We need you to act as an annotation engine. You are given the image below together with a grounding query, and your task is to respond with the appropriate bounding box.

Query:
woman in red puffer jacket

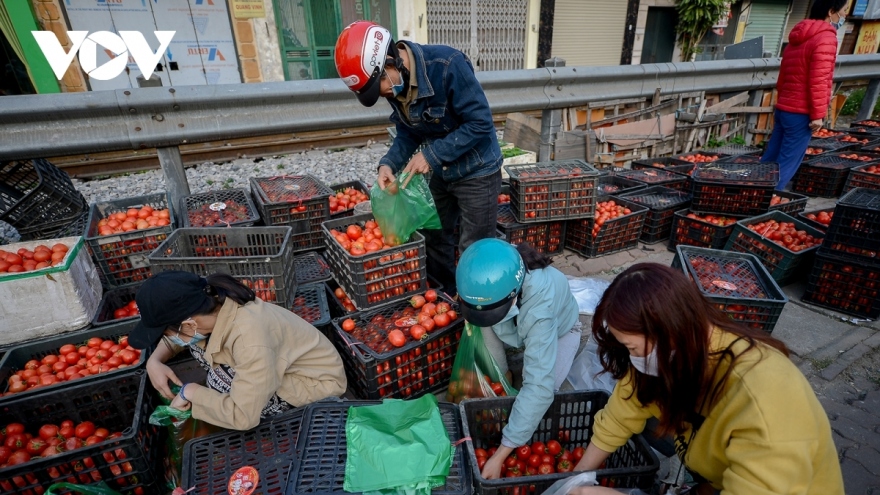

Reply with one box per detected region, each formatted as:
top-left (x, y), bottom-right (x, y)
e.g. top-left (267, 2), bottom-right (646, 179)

top-left (761, 0), bottom-right (846, 191)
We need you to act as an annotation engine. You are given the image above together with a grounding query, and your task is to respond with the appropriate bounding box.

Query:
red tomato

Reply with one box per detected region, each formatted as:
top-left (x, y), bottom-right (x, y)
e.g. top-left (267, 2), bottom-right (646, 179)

top-left (59, 425), bottom-right (75, 439)
top-left (4, 423), bottom-right (25, 435)
top-left (119, 349), bottom-right (138, 365)
top-left (346, 224), bottom-right (363, 241)
top-left (0, 446), bottom-right (10, 464)
top-left (424, 289), bottom-right (438, 302)
top-left (87, 338), bottom-right (103, 348)
top-left (38, 424), bottom-right (59, 441)
top-left (546, 440), bottom-right (562, 456)
top-left (26, 438), bottom-right (46, 455)
top-left (388, 330), bottom-right (406, 347)
top-left (572, 446), bottom-right (585, 461)
top-left (113, 308), bottom-right (130, 319)
top-left (433, 312), bottom-right (451, 328)
top-left (409, 325), bottom-right (427, 340)
top-left (59, 344), bottom-right (76, 355)
top-left (65, 351), bottom-right (80, 365)
top-left (516, 445), bottom-right (531, 459)
top-left (342, 319), bottom-right (356, 332)
top-left (6, 450), bottom-right (30, 466)
top-left (531, 441), bottom-right (546, 455)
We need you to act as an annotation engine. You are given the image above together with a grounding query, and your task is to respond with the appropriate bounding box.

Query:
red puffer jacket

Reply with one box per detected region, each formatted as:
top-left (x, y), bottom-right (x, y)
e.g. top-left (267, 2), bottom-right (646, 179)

top-left (775, 19), bottom-right (839, 120)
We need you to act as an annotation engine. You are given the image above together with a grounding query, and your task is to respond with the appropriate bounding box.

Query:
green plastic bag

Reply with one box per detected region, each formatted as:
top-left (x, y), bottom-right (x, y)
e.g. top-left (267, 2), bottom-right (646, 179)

top-left (370, 172), bottom-right (441, 246)
top-left (344, 394), bottom-right (453, 495)
top-left (46, 482), bottom-right (122, 495)
top-left (446, 323), bottom-right (518, 404)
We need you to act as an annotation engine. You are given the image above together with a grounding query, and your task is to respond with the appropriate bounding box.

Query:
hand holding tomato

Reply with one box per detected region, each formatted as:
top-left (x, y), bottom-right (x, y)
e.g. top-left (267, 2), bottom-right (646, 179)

top-left (481, 445), bottom-right (513, 480)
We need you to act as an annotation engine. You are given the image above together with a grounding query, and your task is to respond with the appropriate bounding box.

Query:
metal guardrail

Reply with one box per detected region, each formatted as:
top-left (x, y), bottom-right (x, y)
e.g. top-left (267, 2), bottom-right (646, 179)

top-left (2, 55), bottom-right (880, 161)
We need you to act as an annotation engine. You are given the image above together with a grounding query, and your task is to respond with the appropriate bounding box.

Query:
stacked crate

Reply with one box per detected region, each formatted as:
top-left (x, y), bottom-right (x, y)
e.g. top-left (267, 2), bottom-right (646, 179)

top-left (792, 151), bottom-right (880, 198)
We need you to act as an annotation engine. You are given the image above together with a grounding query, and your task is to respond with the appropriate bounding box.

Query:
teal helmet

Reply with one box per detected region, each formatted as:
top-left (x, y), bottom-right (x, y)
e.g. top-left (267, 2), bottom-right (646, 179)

top-left (456, 239), bottom-right (525, 327)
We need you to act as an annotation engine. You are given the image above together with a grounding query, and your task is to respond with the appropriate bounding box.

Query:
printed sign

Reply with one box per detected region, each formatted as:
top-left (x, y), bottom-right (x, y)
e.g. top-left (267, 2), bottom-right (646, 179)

top-left (231, 0), bottom-right (265, 19)
top-left (855, 21), bottom-right (880, 54)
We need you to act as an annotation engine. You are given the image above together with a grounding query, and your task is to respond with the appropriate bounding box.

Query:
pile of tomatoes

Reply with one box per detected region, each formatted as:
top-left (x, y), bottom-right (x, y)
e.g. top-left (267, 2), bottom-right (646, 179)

top-left (746, 219), bottom-right (822, 253)
top-left (688, 256), bottom-right (767, 299)
top-left (683, 212), bottom-right (737, 227)
top-left (0, 243), bottom-right (69, 273)
top-left (679, 153), bottom-right (720, 163)
top-left (857, 164), bottom-right (880, 175)
top-left (802, 209), bottom-right (833, 227)
top-left (332, 286), bottom-right (357, 313)
top-left (840, 135), bottom-right (870, 144)
top-left (806, 258), bottom-right (879, 313)
top-left (96, 206), bottom-right (171, 236)
top-left (240, 278), bottom-right (278, 303)
top-left (805, 147), bottom-right (825, 155)
top-left (340, 290), bottom-right (457, 352)
top-left (498, 193), bottom-right (511, 204)
top-left (4, 336), bottom-right (141, 395)
top-left (475, 438), bottom-right (584, 477)
top-left (330, 219), bottom-right (394, 256)
top-left (447, 371), bottom-right (510, 404)
top-left (109, 300), bottom-right (139, 321)
top-left (291, 294), bottom-right (323, 323)
top-left (770, 194), bottom-right (791, 207)
top-left (840, 153), bottom-right (876, 162)
top-left (589, 200), bottom-right (632, 238)
top-left (812, 128), bottom-right (841, 138)
top-left (0, 420), bottom-right (123, 467)
top-left (330, 186), bottom-right (369, 214)
top-left (516, 166), bottom-right (584, 178)
top-left (186, 200), bottom-right (252, 227)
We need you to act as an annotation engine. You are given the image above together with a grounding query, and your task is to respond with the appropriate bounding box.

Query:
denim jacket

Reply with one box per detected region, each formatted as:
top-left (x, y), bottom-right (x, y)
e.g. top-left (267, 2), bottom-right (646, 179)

top-left (489, 266), bottom-right (580, 447)
top-left (378, 41), bottom-right (502, 183)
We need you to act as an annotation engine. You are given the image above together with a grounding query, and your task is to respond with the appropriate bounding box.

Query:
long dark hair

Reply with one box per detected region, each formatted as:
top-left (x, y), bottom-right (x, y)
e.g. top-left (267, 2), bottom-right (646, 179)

top-left (190, 273), bottom-right (256, 316)
top-left (809, 0), bottom-right (847, 19)
top-left (515, 242), bottom-right (552, 270)
top-left (592, 263), bottom-right (788, 436)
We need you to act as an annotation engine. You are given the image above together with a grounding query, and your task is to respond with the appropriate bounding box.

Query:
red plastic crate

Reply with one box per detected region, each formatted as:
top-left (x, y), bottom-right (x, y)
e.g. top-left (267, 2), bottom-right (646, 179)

top-left (505, 160), bottom-right (600, 222)
top-left (843, 163), bottom-right (880, 193)
top-left (321, 213), bottom-right (427, 310)
top-left (250, 174), bottom-right (333, 252)
top-left (672, 246), bottom-right (788, 333)
top-left (802, 248), bottom-right (880, 319)
top-left (669, 209), bottom-right (742, 251)
top-left (565, 196), bottom-right (648, 257)
top-left (690, 162), bottom-right (778, 215)
top-left (497, 204), bottom-right (565, 255)
top-left (329, 294), bottom-right (462, 399)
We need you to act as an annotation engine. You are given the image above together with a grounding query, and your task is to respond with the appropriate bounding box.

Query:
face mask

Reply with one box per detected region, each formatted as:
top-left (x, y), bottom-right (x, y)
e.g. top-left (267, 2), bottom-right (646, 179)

top-left (629, 345), bottom-right (660, 377)
top-left (389, 70), bottom-right (405, 97)
top-left (497, 297), bottom-right (519, 325)
top-left (170, 320), bottom-right (206, 347)
top-left (834, 14), bottom-right (845, 29)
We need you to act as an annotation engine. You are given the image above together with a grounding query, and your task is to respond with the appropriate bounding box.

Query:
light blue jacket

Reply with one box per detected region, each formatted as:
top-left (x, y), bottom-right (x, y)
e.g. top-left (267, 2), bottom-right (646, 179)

top-left (489, 265), bottom-right (579, 447)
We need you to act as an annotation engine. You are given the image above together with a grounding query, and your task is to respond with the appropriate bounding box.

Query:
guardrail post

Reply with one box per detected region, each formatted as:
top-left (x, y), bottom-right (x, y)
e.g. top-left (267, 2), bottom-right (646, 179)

top-left (156, 146), bottom-right (191, 227)
top-left (540, 57), bottom-right (565, 162)
top-left (856, 79), bottom-right (880, 121)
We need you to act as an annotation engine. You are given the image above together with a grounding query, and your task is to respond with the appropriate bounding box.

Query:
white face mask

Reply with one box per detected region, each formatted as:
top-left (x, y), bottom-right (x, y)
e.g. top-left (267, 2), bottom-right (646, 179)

top-left (630, 345), bottom-right (660, 377)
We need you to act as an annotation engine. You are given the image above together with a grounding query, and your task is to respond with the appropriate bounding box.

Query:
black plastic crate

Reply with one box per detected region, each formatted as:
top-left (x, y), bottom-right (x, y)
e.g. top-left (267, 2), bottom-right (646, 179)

top-left (181, 188), bottom-right (260, 228)
top-left (690, 162), bottom-right (778, 215)
top-left (672, 246), bottom-right (788, 333)
top-left (85, 193), bottom-right (174, 289)
top-left (836, 132), bottom-right (878, 147)
top-left (615, 168), bottom-right (688, 191)
top-left (843, 163), bottom-right (880, 193)
top-left (93, 284), bottom-right (141, 327)
top-left (181, 408), bottom-right (304, 495)
top-left (672, 151), bottom-right (729, 164)
top-left (0, 159), bottom-right (88, 234)
top-left (505, 160), bottom-right (600, 222)
top-left (807, 136), bottom-right (852, 152)
top-left (329, 180), bottom-right (370, 217)
top-left (56, 211), bottom-right (90, 238)
top-left (565, 196), bottom-right (648, 257)
top-left (322, 213), bottom-right (427, 310)
top-left (596, 175), bottom-right (646, 196)
top-left (821, 187), bottom-right (880, 262)
top-left (616, 186), bottom-right (692, 244)
top-left (330, 293), bottom-right (461, 400)
top-left (802, 248), bottom-right (880, 319)
top-left (292, 283), bottom-right (331, 329)
top-left (630, 157), bottom-right (691, 169)
top-left (0, 320), bottom-right (144, 405)
top-left (460, 391), bottom-right (659, 495)
top-left (851, 119), bottom-right (880, 130)
top-left (669, 209), bottom-right (742, 251)
top-left (250, 175), bottom-right (333, 252)
top-left (768, 191), bottom-right (809, 215)
top-left (148, 226), bottom-right (297, 307)
top-left (717, 153), bottom-right (762, 164)
top-left (293, 251), bottom-right (332, 285)
top-left (704, 144), bottom-right (762, 156)
top-left (793, 152), bottom-right (880, 197)
top-left (0, 370), bottom-right (164, 495)
top-left (724, 211), bottom-right (825, 286)
top-left (497, 205), bottom-right (565, 255)
top-left (284, 400), bottom-right (471, 495)
top-left (798, 208), bottom-right (834, 232)
top-left (325, 279), bottom-right (358, 319)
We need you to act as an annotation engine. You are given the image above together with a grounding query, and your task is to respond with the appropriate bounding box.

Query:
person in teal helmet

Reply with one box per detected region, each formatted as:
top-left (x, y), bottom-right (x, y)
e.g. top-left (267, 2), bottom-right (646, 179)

top-left (456, 238), bottom-right (581, 479)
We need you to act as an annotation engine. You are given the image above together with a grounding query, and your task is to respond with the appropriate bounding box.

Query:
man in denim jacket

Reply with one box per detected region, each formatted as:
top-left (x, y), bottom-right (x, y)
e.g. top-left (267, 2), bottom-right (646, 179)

top-left (335, 21), bottom-right (502, 295)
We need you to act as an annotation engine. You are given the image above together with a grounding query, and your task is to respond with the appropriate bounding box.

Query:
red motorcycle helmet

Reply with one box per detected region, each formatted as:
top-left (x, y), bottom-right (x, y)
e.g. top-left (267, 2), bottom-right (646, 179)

top-left (335, 20), bottom-right (400, 107)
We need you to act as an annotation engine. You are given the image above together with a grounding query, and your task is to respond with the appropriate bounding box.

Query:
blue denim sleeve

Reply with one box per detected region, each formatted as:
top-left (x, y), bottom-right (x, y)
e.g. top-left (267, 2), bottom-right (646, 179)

top-left (500, 298), bottom-right (557, 447)
top-left (421, 53), bottom-right (497, 169)
top-left (379, 117), bottom-right (423, 173)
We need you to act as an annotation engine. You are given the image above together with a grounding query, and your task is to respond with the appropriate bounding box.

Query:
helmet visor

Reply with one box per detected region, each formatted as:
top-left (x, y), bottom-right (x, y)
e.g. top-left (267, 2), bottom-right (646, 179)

top-left (459, 296), bottom-right (516, 327)
top-left (354, 64), bottom-right (383, 107)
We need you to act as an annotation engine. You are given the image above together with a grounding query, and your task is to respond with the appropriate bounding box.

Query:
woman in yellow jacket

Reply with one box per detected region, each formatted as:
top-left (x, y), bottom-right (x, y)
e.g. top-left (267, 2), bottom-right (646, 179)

top-left (572, 263), bottom-right (843, 495)
top-left (130, 271), bottom-right (347, 431)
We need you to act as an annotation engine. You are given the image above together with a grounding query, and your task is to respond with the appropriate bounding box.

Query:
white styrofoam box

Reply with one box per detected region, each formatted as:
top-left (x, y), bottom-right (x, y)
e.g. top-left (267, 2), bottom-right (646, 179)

top-left (0, 236), bottom-right (103, 344)
top-left (501, 150), bottom-right (537, 179)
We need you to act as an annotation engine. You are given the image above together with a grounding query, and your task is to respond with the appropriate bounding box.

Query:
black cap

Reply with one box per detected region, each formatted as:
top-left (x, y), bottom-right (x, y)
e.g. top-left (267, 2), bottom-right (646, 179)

top-left (459, 297), bottom-right (516, 328)
top-left (129, 271), bottom-right (212, 349)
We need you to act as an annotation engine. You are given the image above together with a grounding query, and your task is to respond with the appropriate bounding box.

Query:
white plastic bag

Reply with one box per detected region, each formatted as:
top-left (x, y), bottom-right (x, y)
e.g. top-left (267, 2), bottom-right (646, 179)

top-left (541, 471), bottom-right (651, 495)
top-left (567, 277), bottom-right (611, 316)
top-left (565, 337), bottom-right (617, 394)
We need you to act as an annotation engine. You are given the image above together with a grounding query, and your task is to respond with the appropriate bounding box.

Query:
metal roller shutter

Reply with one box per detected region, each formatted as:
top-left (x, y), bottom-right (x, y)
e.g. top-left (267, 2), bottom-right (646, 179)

top-left (783, 0), bottom-right (810, 43)
top-left (744, 0), bottom-right (791, 57)
top-left (550, 0), bottom-right (628, 67)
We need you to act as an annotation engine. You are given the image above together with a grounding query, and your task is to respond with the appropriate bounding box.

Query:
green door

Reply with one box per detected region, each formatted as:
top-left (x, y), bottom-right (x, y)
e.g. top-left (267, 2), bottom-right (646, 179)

top-left (642, 7), bottom-right (676, 63)
top-left (274, 0), bottom-right (397, 81)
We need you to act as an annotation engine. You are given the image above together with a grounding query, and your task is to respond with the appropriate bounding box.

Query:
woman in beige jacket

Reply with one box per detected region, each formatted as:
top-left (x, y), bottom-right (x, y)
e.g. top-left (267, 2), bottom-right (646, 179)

top-left (130, 271), bottom-right (347, 430)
